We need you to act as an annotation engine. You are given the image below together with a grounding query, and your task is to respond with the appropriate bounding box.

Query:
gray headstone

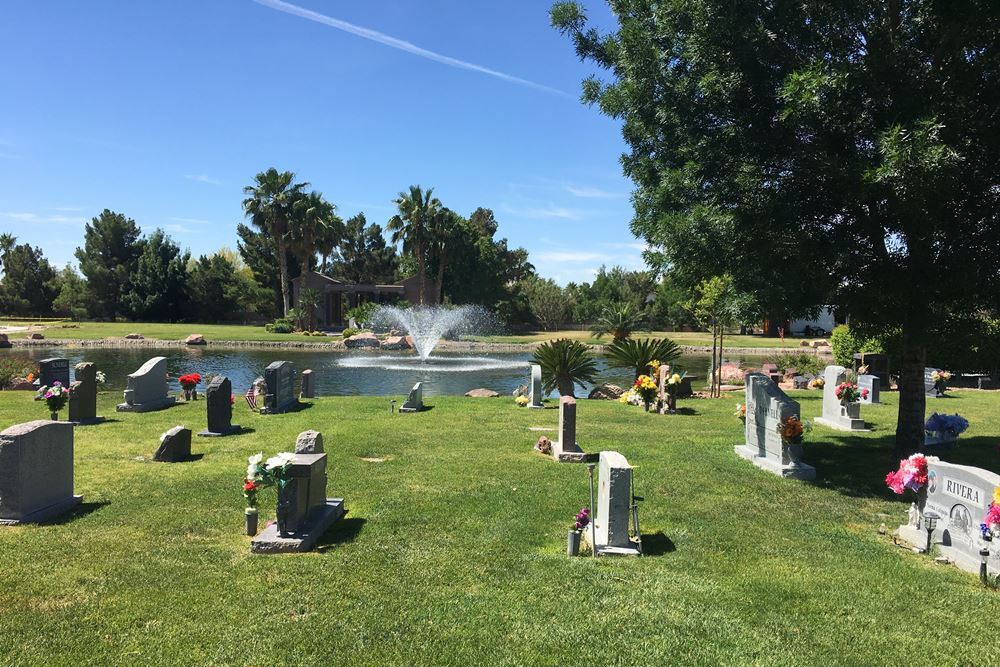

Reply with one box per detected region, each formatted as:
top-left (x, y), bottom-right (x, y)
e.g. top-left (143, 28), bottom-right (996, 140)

top-left (199, 376), bottom-right (240, 437)
top-left (592, 451), bottom-right (641, 556)
top-left (734, 373), bottom-right (814, 480)
top-left (0, 333), bottom-right (10, 348)
top-left (295, 430), bottom-right (324, 454)
top-left (529, 364), bottom-right (544, 408)
top-left (68, 362), bottom-right (104, 425)
top-left (116, 356), bottom-right (175, 413)
top-left (853, 353), bottom-right (890, 388)
top-left (552, 396), bottom-right (585, 462)
top-left (399, 382), bottom-right (423, 412)
top-left (814, 365), bottom-right (868, 431)
top-left (858, 374), bottom-right (881, 404)
top-left (0, 420), bottom-right (81, 524)
top-left (925, 367), bottom-right (943, 397)
top-left (154, 426), bottom-right (192, 462)
top-left (39, 357), bottom-right (71, 390)
top-left (897, 458), bottom-right (1000, 578)
top-left (300, 369), bottom-right (315, 399)
top-left (792, 375), bottom-right (811, 390)
top-left (261, 361), bottom-right (298, 414)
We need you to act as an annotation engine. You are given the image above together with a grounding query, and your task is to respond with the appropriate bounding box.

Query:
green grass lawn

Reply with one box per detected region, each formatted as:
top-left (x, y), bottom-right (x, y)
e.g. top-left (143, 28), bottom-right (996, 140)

top-left (0, 389), bottom-right (998, 666)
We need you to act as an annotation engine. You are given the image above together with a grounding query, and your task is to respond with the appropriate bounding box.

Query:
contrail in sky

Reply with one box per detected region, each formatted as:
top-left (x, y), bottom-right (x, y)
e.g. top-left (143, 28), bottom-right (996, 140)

top-left (251, 0), bottom-right (571, 97)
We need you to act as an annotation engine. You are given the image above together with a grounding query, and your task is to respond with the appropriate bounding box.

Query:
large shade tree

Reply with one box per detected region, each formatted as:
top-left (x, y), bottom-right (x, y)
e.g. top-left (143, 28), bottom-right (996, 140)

top-left (331, 213), bottom-right (399, 285)
top-left (552, 0), bottom-right (1000, 452)
top-left (387, 185), bottom-right (442, 305)
top-left (242, 168), bottom-right (309, 316)
top-left (75, 209), bottom-right (143, 320)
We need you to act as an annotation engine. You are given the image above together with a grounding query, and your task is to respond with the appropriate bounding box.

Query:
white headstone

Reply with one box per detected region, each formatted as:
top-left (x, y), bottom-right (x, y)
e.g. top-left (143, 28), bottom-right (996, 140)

top-left (399, 382), bottom-right (423, 412)
top-left (592, 451), bottom-right (641, 556)
top-left (734, 373), bottom-right (815, 480)
top-left (528, 364), bottom-right (544, 408)
top-left (858, 374), bottom-right (880, 404)
top-left (814, 365), bottom-right (869, 431)
top-left (116, 356), bottom-right (176, 413)
top-left (897, 457), bottom-right (1000, 578)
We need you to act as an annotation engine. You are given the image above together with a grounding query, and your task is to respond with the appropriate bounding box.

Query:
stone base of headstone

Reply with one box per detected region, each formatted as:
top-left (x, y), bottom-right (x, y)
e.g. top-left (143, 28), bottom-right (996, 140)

top-left (70, 416), bottom-right (106, 426)
top-left (197, 424), bottom-right (242, 438)
top-left (896, 524), bottom-right (1000, 579)
top-left (580, 527), bottom-right (641, 557)
top-left (814, 414), bottom-right (869, 432)
top-left (551, 440), bottom-right (587, 463)
top-left (260, 402), bottom-right (298, 415)
top-left (0, 494), bottom-right (82, 526)
top-left (734, 445), bottom-right (816, 480)
top-left (250, 499), bottom-right (346, 554)
top-left (116, 397), bottom-right (176, 413)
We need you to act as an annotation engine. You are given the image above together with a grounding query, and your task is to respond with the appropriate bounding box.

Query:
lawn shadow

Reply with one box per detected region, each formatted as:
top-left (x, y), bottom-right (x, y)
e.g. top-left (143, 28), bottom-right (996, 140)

top-left (315, 517), bottom-right (367, 552)
top-left (672, 407), bottom-right (700, 416)
top-left (230, 427), bottom-right (256, 436)
top-left (641, 531), bottom-right (675, 556)
top-left (44, 500), bottom-right (109, 525)
top-left (75, 418), bottom-right (122, 426)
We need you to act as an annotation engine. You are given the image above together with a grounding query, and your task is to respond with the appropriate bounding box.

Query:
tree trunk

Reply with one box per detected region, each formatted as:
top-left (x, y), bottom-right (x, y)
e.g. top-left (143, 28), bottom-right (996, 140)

top-left (436, 247), bottom-right (446, 306)
top-left (717, 327), bottom-right (725, 399)
top-left (417, 243), bottom-right (426, 305)
top-left (710, 317), bottom-right (718, 398)
top-left (895, 339), bottom-right (927, 456)
top-left (278, 239), bottom-right (291, 316)
top-left (558, 377), bottom-right (575, 397)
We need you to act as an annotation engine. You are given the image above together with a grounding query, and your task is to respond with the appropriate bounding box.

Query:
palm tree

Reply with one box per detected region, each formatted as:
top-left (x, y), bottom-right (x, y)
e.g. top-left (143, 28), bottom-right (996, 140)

top-left (298, 287), bottom-right (322, 331)
top-left (0, 233), bottom-right (15, 275)
top-left (242, 168), bottom-right (309, 316)
top-left (387, 185), bottom-right (441, 305)
top-left (314, 208), bottom-right (343, 274)
top-left (591, 302), bottom-right (644, 342)
top-left (533, 339), bottom-right (599, 397)
top-left (290, 191), bottom-right (340, 275)
top-left (428, 208), bottom-right (459, 304)
top-left (605, 337), bottom-right (681, 380)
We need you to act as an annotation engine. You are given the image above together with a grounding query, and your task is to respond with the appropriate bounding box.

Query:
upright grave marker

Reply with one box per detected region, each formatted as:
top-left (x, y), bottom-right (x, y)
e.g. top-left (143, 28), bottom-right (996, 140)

top-left (925, 367), bottom-right (943, 397)
top-left (551, 396), bottom-right (586, 462)
top-left (68, 362), bottom-right (104, 425)
top-left (528, 364), bottom-right (544, 409)
top-left (116, 356), bottom-right (175, 413)
top-left (199, 376), bottom-right (241, 437)
top-left (858, 374), bottom-right (881, 404)
top-left (586, 451), bottom-right (641, 556)
top-left (39, 357), bottom-right (70, 390)
top-left (735, 373), bottom-right (815, 480)
top-left (399, 382), bottom-right (424, 412)
top-left (0, 421), bottom-right (82, 524)
top-left (814, 365), bottom-right (869, 432)
top-left (154, 426), bottom-right (192, 462)
top-left (261, 361), bottom-right (298, 414)
top-left (897, 458), bottom-right (1000, 579)
top-left (300, 369), bottom-right (315, 399)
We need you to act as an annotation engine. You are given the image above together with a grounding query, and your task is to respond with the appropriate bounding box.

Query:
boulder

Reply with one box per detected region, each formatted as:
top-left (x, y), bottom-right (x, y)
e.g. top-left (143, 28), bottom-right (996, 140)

top-left (811, 339), bottom-right (829, 348)
top-left (8, 378), bottom-right (34, 391)
top-left (344, 332), bottom-right (380, 349)
top-left (295, 430), bottom-right (324, 454)
top-left (588, 383), bottom-right (625, 400)
top-left (125, 333), bottom-right (144, 340)
top-left (799, 340), bottom-right (811, 347)
top-left (382, 335), bottom-right (412, 350)
top-left (185, 334), bottom-right (206, 345)
top-left (28, 333), bottom-right (44, 340)
top-left (465, 388), bottom-right (500, 398)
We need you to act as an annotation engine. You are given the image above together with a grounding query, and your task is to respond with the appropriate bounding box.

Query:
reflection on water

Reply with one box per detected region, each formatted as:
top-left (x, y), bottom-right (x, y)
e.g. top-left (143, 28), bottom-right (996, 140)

top-left (4, 347), bottom-right (757, 397)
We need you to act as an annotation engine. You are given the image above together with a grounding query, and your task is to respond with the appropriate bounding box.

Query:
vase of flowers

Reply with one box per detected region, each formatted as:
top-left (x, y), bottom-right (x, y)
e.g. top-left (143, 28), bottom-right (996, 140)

top-left (930, 370), bottom-right (952, 396)
top-left (634, 374), bottom-right (657, 411)
top-left (243, 479), bottom-right (260, 536)
top-left (36, 381), bottom-right (70, 420)
top-left (568, 507), bottom-right (590, 556)
top-left (776, 415), bottom-right (807, 462)
top-left (178, 373), bottom-right (202, 401)
top-left (924, 412), bottom-right (969, 447)
top-left (265, 452), bottom-right (296, 537)
top-left (665, 372), bottom-right (686, 414)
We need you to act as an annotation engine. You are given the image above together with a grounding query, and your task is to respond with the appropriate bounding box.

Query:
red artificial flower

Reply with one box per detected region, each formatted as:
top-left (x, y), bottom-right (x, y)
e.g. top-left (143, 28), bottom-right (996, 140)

top-left (243, 480), bottom-right (256, 492)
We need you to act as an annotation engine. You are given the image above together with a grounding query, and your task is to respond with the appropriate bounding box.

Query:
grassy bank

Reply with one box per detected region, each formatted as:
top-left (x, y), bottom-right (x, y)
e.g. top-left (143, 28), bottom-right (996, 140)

top-left (0, 389), bottom-right (998, 665)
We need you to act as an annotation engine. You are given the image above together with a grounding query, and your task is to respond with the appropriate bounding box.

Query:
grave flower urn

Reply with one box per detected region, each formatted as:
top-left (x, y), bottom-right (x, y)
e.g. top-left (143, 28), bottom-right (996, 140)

top-left (276, 497), bottom-right (291, 538)
top-left (567, 530), bottom-right (581, 556)
top-left (786, 443), bottom-right (805, 464)
top-left (245, 508), bottom-right (259, 536)
top-left (842, 402), bottom-right (861, 420)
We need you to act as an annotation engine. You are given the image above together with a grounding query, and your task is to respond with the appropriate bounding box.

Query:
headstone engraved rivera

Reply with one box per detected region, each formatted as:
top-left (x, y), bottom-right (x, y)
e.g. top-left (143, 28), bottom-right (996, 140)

top-left (399, 382), bottom-right (424, 412)
top-left (116, 356), bottom-right (176, 413)
top-left (814, 365), bottom-right (869, 432)
top-left (261, 361), bottom-right (298, 414)
top-left (551, 396), bottom-right (586, 462)
top-left (897, 458), bottom-right (1000, 578)
top-left (925, 367), bottom-right (943, 397)
top-left (251, 445), bottom-right (347, 554)
top-left (198, 376), bottom-right (241, 437)
top-left (858, 374), bottom-right (880, 404)
top-left (529, 364), bottom-right (544, 409)
top-left (735, 373), bottom-right (815, 480)
top-left (300, 369), bottom-right (315, 399)
top-left (39, 357), bottom-right (71, 390)
top-left (153, 426), bottom-right (192, 462)
top-left (584, 451), bottom-right (641, 556)
top-left (68, 362), bottom-right (105, 425)
top-left (0, 421), bottom-right (82, 524)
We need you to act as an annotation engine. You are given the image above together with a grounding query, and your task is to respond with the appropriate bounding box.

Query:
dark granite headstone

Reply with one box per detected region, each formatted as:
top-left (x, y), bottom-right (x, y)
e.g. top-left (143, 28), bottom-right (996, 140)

top-left (925, 367), bottom-right (943, 398)
top-left (262, 361), bottom-right (297, 414)
top-left (198, 376), bottom-right (240, 437)
top-left (68, 362), bottom-right (104, 425)
top-left (0, 333), bottom-right (11, 349)
top-left (39, 357), bottom-right (70, 390)
top-left (853, 353), bottom-right (890, 388)
top-left (154, 426), bottom-right (192, 462)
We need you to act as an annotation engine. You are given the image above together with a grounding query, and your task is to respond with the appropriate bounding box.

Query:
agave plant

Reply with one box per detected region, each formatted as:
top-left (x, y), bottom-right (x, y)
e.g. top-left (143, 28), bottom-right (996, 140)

top-left (532, 339), bottom-right (599, 397)
top-left (605, 337), bottom-right (682, 380)
top-left (590, 302), bottom-right (644, 342)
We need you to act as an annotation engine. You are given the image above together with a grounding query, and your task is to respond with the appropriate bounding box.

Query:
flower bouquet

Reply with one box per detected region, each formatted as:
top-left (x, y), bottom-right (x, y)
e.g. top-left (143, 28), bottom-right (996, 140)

top-left (885, 453), bottom-right (929, 495)
top-left (633, 374), bottom-right (657, 411)
top-left (834, 381), bottom-right (867, 404)
top-left (178, 373), bottom-right (202, 401)
top-left (930, 370), bottom-right (952, 396)
top-left (809, 377), bottom-right (825, 390)
top-left (36, 381), bottom-right (70, 420)
top-left (776, 415), bottom-right (806, 445)
top-left (515, 395), bottom-right (529, 407)
top-left (568, 507), bottom-right (590, 556)
top-left (735, 403), bottom-right (746, 423)
top-left (924, 412), bottom-right (969, 447)
top-left (981, 488), bottom-right (1000, 540)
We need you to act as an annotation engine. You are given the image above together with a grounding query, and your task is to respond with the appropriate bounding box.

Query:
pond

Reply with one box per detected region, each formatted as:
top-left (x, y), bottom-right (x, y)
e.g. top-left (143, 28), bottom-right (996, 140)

top-left (3, 347), bottom-right (762, 398)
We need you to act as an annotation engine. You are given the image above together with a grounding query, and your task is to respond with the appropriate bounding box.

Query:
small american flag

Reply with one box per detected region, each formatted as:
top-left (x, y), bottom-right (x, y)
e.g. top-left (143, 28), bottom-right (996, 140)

top-left (244, 385), bottom-right (258, 411)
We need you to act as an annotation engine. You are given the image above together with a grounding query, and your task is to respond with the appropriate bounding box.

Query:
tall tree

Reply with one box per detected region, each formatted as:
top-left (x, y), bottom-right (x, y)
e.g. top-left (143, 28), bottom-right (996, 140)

top-left (52, 265), bottom-right (94, 319)
top-left (330, 213), bottom-right (399, 285)
top-left (0, 242), bottom-right (58, 316)
top-left (552, 1), bottom-right (1000, 452)
top-left (428, 208), bottom-right (460, 304)
top-left (122, 230), bottom-right (190, 321)
top-left (75, 209), bottom-right (142, 320)
top-left (387, 185), bottom-right (442, 305)
top-left (0, 233), bottom-right (15, 276)
top-left (290, 191), bottom-right (341, 275)
top-left (242, 168), bottom-right (309, 316)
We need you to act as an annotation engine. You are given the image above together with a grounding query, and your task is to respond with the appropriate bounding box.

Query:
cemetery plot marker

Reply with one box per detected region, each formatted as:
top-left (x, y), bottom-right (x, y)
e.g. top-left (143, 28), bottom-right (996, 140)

top-left (198, 376), bottom-right (241, 437)
top-left (116, 356), bottom-right (176, 413)
top-left (399, 382), bottom-right (424, 412)
top-left (734, 373), bottom-right (815, 480)
top-left (260, 361), bottom-right (298, 414)
top-left (68, 362), bottom-right (105, 425)
top-left (0, 421), bottom-right (82, 524)
top-left (814, 365), bottom-right (869, 432)
top-left (551, 396), bottom-right (586, 463)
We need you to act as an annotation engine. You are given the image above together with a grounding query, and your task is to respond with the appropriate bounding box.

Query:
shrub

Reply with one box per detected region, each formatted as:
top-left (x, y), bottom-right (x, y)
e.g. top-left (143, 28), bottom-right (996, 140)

top-left (346, 303), bottom-right (379, 328)
top-left (830, 325), bottom-right (890, 367)
top-left (605, 337), bottom-right (681, 380)
top-left (0, 357), bottom-right (34, 389)
top-left (265, 318), bottom-right (295, 334)
top-left (341, 328), bottom-right (358, 339)
top-left (765, 351), bottom-right (826, 377)
top-left (533, 339), bottom-right (599, 397)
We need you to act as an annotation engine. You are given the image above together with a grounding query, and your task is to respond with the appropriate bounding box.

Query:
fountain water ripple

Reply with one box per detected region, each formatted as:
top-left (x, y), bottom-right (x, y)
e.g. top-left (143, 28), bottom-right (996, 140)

top-left (337, 355), bottom-right (527, 373)
top-left (372, 305), bottom-right (497, 360)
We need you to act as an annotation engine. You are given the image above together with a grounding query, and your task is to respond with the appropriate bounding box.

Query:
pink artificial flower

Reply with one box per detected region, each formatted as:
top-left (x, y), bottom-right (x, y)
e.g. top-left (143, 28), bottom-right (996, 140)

top-left (885, 470), bottom-right (905, 495)
top-left (861, 389), bottom-right (869, 399)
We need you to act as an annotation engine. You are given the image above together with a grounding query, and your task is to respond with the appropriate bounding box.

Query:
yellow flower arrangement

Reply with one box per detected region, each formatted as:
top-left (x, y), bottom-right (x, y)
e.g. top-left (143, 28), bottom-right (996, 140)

top-left (515, 395), bottom-right (529, 407)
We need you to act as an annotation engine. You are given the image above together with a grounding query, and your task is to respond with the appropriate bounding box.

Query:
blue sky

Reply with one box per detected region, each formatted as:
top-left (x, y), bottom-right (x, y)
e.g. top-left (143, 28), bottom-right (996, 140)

top-left (0, 0), bottom-right (642, 285)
